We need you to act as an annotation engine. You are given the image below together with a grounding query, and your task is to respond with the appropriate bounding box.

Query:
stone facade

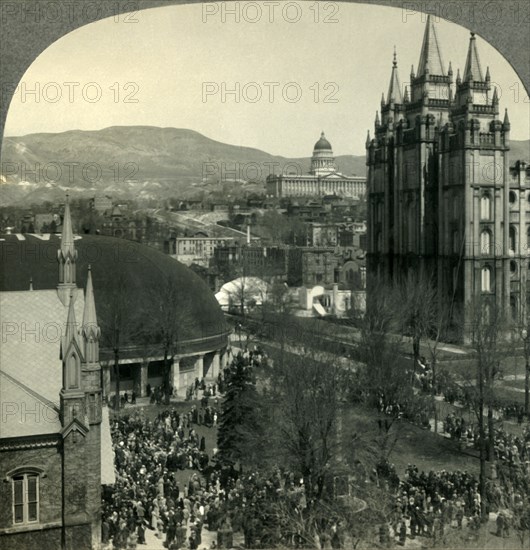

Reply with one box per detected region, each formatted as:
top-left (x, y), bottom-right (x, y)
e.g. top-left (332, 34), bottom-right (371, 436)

top-left (366, 16), bottom-right (526, 337)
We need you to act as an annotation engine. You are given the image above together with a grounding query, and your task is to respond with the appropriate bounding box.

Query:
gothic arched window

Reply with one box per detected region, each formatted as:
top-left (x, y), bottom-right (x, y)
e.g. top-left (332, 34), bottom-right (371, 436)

top-left (67, 354), bottom-right (79, 389)
top-left (480, 194), bottom-right (491, 220)
top-left (509, 226), bottom-right (517, 253)
top-left (480, 230), bottom-right (491, 255)
top-left (481, 266), bottom-right (491, 292)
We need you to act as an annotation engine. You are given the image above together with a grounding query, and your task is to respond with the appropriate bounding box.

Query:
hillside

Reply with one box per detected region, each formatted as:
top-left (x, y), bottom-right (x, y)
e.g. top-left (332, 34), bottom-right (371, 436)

top-left (1, 126), bottom-right (528, 207)
top-left (0, 126), bottom-right (366, 206)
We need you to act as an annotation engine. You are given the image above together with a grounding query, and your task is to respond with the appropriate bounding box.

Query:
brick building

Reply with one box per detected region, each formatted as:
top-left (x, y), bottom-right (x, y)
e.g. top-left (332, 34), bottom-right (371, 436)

top-left (0, 196), bottom-right (113, 549)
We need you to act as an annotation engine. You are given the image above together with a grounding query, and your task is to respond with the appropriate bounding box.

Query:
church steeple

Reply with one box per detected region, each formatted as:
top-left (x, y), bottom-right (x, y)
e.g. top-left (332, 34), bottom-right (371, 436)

top-left (62, 291), bottom-right (79, 356)
top-left (463, 32), bottom-right (484, 82)
top-left (82, 265), bottom-right (100, 364)
top-left (57, 194), bottom-right (78, 305)
top-left (417, 15), bottom-right (445, 77)
top-left (408, 15), bottom-right (451, 116)
top-left (386, 48), bottom-right (403, 105)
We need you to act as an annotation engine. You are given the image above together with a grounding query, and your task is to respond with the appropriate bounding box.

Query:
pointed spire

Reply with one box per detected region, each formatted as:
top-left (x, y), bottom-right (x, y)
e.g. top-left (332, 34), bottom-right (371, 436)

top-left (463, 32), bottom-right (484, 81)
top-left (485, 66), bottom-right (491, 82)
top-left (456, 68), bottom-right (461, 85)
top-left (410, 64), bottom-right (415, 80)
top-left (64, 291), bottom-right (78, 346)
top-left (61, 193), bottom-right (75, 256)
top-left (404, 86), bottom-right (410, 103)
top-left (29, 277), bottom-right (33, 291)
top-left (492, 86), bottom-right (499, 105)
top-left (448, 61), bottom-right (453, 76)
top-left (381, 92), bottom-right (385, 106)
top-left (375, 110), bottom-right (380, 127)
top-left (365, 130), bottom-right (371, 147)
top-left (387, 49), bottom-right (403, 104)
top-left (417, 15), bottom-right (445, 77)
top-left (82, 265), bottom-right (97, 330)
top-left (503, 108), bottom-right (510, 127)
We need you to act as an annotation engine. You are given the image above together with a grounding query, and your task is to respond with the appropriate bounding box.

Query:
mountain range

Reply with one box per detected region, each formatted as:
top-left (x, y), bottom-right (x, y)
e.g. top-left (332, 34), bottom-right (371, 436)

top-left (0, 126), bottom-right (366, 206)
top-left (0, 125), bottom-right (528, 207)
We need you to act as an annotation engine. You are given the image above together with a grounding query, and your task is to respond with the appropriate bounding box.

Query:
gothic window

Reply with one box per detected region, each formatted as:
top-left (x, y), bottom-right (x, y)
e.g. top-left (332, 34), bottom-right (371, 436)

top-left (11, 472), bottom-right (39, 525)
top-left (480, 230), bottom-right (491, 255)
top-left (509, 226), bottom-right (517, 253)
top-left (509, 191), bottom-right (517, 205)
top-left (480, 194), bottom-right (491, 220)
top-left (67, 354), bottom-right (79, 389)
top-left (481, 266), bottom-right (491, 292)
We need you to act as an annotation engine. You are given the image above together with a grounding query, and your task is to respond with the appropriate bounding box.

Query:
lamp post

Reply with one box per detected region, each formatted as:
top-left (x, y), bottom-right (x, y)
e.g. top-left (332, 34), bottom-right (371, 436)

top-left (522, 328), bottom-right (529, 416)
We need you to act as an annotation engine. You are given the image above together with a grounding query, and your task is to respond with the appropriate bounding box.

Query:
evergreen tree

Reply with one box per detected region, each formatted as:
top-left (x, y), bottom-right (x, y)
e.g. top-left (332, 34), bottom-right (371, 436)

top-left (217, 354), bottom-right (262, 468)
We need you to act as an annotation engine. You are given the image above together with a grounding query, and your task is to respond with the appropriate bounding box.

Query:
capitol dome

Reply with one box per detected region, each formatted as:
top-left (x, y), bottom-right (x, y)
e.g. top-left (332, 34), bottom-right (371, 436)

top-left (313, 131), bottom-right (333, 151)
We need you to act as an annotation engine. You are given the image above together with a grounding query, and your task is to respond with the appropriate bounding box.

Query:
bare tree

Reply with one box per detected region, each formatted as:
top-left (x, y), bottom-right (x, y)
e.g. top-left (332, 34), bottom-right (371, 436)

top-left (267, 332), bottom-right (341, 502)
top-left (463, 297), bottom-right (507, 517)
top-left (142, 273), bottom-right (200, 399)
top-left (99, 269), bottom-right (142, 410)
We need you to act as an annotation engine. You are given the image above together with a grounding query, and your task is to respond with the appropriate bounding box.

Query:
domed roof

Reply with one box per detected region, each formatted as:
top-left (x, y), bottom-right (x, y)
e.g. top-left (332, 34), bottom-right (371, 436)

top-left (314, 131), bottom-right (332, 151)
top-left (0, 234), bottom-right (229, 357)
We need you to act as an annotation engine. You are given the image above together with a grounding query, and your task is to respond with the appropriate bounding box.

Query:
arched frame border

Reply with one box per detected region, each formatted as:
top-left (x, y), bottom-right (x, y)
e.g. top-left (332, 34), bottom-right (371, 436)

top-left (0, 0), bottom-right (528, 156)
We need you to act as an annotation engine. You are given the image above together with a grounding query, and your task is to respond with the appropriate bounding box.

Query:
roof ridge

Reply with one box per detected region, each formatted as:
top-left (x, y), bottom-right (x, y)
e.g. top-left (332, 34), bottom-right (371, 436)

top-left (0, 370), bottom-right (60, 412)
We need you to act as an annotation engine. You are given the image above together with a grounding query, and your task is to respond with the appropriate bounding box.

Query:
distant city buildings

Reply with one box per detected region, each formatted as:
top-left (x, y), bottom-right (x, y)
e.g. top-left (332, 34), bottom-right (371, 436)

top-left (266, 132), bottom-right (366, 199)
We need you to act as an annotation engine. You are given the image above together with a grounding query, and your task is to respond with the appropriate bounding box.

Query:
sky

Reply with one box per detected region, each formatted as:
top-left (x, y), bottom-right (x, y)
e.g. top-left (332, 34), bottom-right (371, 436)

top-left (4, 2), bottom-right (529, 157)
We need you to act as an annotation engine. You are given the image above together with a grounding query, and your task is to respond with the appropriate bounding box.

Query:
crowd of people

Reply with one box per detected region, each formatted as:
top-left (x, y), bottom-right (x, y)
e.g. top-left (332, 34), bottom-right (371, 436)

top-left (100, 338), bottom-right (530, 549)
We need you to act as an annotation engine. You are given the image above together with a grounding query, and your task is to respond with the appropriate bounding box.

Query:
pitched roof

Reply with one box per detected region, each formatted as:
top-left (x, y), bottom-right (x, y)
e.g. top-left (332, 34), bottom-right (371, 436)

top-left (387, 51), bottom-right (403, 104)
top-left (463, 33), bottom-right (484, 81)
top-left (417, 15), bottom-right (445, 77)
top-left (0, 289), bottom-right (85, 420)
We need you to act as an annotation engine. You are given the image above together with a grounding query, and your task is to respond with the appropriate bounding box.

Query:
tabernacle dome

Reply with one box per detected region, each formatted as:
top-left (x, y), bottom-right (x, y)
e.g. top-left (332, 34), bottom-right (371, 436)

top-left (0, 232), bottom-right (230, 396)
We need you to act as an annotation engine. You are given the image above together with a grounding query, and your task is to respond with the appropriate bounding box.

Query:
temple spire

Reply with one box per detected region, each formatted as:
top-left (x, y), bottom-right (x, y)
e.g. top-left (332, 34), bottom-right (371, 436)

top-left (57, 193), bottom-right (78, 305)
top-left (417, 15), bottom-right (445, 77)
top-left (82, 265), bottom-right (100, 363)
top-left (503, 108), bottom-right (510, 127)
top-left (365, 130), bottom-right (371, 147)
top-left (463, 32), bottom-right (484, 81)
top-left (375, 110), bottom-right (380, 127)
top-left (387, 48), bottom-right (403, 104)
top-left (61, 193), bottom-right (75, 256)
top-left (63, 291), bottom-right (78, 352)
top-left (82, 266), bottom-right (98, 330)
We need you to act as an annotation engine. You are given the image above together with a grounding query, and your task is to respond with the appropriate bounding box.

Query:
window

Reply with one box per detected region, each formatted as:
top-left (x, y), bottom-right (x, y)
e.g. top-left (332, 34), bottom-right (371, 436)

top-left (509, 191), bottom-right (517, 204)
top-left (481, 266), bottom-right (491, 292)
top-left (480, 194), bottom-right (491, 220)
top-left (480, 230), bottom-right (491, 255)
top-left (12, 473), bottom-right (39, 525)
top-left (67, 354), bottom-right (79, 389)
top-left (509, 226), bottom-right (517, 253)
top-left (510, 261), bottom-right (517, 274)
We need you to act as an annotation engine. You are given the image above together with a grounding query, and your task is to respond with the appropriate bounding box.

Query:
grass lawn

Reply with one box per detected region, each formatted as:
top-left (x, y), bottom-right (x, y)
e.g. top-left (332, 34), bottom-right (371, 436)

top-left (342, 405), bottom-right (480, 477)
